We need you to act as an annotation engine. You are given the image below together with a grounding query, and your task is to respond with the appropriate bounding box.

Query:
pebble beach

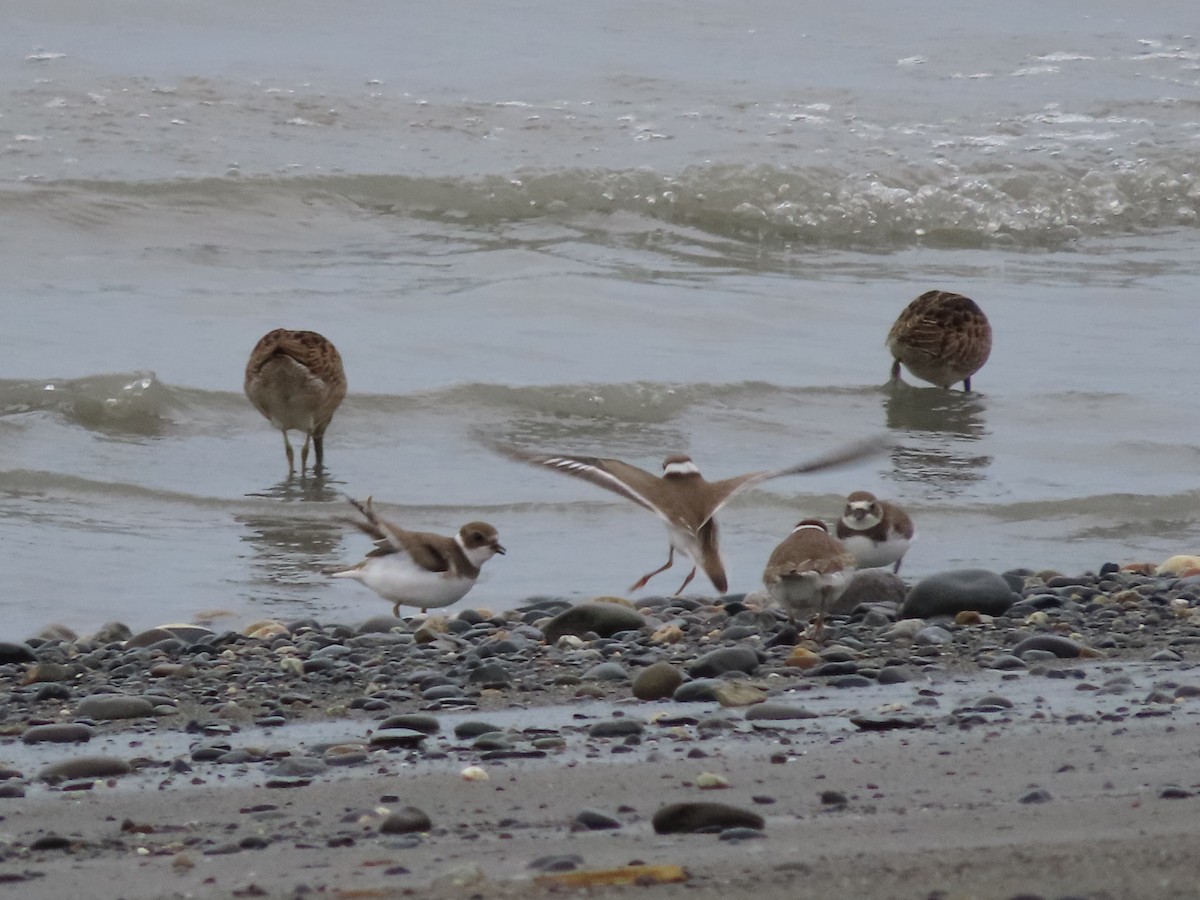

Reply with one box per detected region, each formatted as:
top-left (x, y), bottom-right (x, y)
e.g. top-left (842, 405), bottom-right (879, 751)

top-left (3, 561), bottom-right (1200, 899)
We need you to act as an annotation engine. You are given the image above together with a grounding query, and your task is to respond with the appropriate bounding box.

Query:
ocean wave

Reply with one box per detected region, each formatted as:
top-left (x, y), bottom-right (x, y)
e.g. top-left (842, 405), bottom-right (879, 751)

top-left (5, 157), bottom-right (1198, 251)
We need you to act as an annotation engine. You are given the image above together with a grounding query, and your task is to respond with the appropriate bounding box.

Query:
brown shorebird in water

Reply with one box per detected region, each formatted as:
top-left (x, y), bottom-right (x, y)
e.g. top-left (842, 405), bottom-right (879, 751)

top-left (244, 328), bottom-right (347, 476)
top-left (887, 290), bottom-right (992, 392)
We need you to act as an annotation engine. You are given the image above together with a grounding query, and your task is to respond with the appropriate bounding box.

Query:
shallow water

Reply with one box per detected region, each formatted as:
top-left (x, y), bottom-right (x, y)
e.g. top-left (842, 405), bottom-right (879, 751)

top-left (2, 1), bottom-right (1198, 636)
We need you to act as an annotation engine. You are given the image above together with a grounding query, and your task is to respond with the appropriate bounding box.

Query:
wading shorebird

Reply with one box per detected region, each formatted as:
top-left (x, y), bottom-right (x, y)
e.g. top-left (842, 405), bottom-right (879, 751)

top-left (244, 328), bottom-right (347, 476)
top-left (887, 290), bottom-right (992, 392)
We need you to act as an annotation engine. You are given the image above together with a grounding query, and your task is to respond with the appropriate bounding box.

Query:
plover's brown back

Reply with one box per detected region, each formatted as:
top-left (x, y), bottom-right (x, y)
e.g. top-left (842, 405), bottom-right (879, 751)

top-left (244, 328), bottom-right (347, 474)
top-left (887, 290), bottom-right (992, 391)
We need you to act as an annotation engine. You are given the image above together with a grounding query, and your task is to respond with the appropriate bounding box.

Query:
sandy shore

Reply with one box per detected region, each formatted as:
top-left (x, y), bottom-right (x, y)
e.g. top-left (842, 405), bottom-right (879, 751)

top-left (3, 567), bottom-right (1200, 899)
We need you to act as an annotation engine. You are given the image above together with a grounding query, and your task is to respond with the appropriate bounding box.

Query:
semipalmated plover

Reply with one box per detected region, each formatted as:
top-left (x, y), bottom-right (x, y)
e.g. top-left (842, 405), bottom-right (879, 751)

top-left (762, 518), bottom-right (855, 636)
top-left (498, 436), bottom-right (881, 596)
top-left (836, 490), bottom-right (915, 573)
top-left (887, 290), bottom-right (992, 392)
top-left (331, 496), bottom-right (505, 616)
top-left (244, 328), bottom-right (347, 476)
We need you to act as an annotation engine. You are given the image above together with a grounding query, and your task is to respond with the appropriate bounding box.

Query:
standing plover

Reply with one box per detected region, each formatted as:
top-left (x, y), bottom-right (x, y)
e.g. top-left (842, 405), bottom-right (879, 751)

top-left (836, 490), bottom-right (915, 573)
top-left (762, 518), bottom-right (856, 636)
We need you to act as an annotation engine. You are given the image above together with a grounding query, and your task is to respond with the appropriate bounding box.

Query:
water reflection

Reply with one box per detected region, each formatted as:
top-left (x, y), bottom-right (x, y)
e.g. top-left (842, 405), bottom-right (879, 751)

top-left (883, 384), bottom-right (991, 490)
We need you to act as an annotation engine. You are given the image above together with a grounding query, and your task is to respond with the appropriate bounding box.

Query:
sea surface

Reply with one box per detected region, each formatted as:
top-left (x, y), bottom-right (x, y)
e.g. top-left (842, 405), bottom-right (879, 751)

top-left (2, 0), bottom-right (1198, 636)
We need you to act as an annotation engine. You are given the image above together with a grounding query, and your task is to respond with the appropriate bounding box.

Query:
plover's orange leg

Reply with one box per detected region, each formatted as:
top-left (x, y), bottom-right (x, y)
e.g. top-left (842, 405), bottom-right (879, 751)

top-left (630, 548), bottom-right (674, 592)
top-left (672, 566), bottom-right (697, 596)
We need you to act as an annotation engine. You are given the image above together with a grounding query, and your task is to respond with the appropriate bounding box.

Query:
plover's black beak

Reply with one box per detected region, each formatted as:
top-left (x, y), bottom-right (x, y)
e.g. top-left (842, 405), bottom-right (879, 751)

top-left (494, 543), bottom-right (507, 555)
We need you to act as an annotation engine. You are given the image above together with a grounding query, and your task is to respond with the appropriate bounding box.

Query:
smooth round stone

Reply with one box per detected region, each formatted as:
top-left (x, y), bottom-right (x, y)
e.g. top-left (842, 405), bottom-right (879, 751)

top-left (0, 642), bottom-right (36, 664)
top-left (159, 625), bottom-right (216, 644)
top-left (589, 718), bottom-right (645, 738)
top-left (913, 626), bottom-right (953, 646)
top-left (379, 714), bottom-right (440, 735)
top-left (901, 569), bottom-right (1018, 618)
top-left (466, 663), bottom-right (510, 686)
top-left (125, 627), bottom-right (177, 648)
top-left (687, 646), bottom-right (761, 678)
top-left (528, 854), bottom-right (584, 873)
top-left (269, 757), bottom-right (328, 777)
top-left (572, 809), bottom-right (622, 831)
top-left (472, 733), bottom-right (513, 751)
top-left (672, 679), bottom-right (722, 702)
top-left (421, 684), bottom-right (469, 701)
top-left (1019, 788), bottom-right (1052, 804)
top-left (810, 661), bottom-right (859, 677)
top-left (632, 662), bottom-right (684, 700)
top-left (1011, 635), bottom-right (1089, 659)
top-left (542, 603), bottom-right (646, 642)
top-left (876, 666), bottom-right (921, 685)
top-left (583, 661), bottom-right (629, 682)
top-left (77, 695), bottom-right (155, 720)
top-left (356, 615), bottom-right (404, 634)
top-left (39, 755), bottom-right (132, 783)
top-left (454, 720), bottom-right (502, 739)
top-left (369, 728), bottom-right (428, 749)
top-left (744, 702), bottom-right (817, 721)
top-left (836, 570), bottom-right (907, 613)
top-left (379, 806), bottom-right (432, 835)
top-left (987, 654), bottom-right (1027, 671)
top-left (22, 724), bottom-right (93, 744)
top-left (652, 801), bottom-right (765, 835)
top-left (828, 674), bottom-right (874, 689)
top-left (0, 783), bottom-right (26, 799)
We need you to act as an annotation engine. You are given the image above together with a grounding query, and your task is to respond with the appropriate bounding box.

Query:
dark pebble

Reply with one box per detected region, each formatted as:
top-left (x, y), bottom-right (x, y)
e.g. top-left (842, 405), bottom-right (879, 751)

top-left (901, 569), bottom-right (1018, 618)
top-left (39, 756), bottom-right (132, 783)
top-left (0, 642), bottom-right (36, 664)
top-left (379, 806), bottom-right (432, 834)
top-left (672, 679), bottom-right (722, 702)
top-left (76, 695), bottom-right (155, 721)
top-left (1019, 788), bottom-right (1052, 804)
top-left (528, 854), bottom-right (584, 872)
top-left (542, 603), bottom-right (646, 642)
top-left (1012, 635), bottom-right (1088, 659)
top-left (744, 702), bottom-right (818, 721)
top-left (572, 809), bottom-right (622, 831)
top-left (632, 661), bottom-right (684, 700)
top-left (379, 714), bottom-right (440, 734)
top-left (851, 715), bottom-right (926, 730)
top-left (687, 646), bottom-right (761, 678)
top-left (652, 801), bottom-right (765, 834)
top-left (589, 718), bottom-right (645, 738)
top-left (820, 790), bottom-right (848, 805)
top-left (454, 721), bottom-right (502, 739)
top-left (29, 834), bottom-right (72, 851)
top-left (369, 728), bottom-right (428, 749)
top-left (22, 724), bottom-right (93, 744)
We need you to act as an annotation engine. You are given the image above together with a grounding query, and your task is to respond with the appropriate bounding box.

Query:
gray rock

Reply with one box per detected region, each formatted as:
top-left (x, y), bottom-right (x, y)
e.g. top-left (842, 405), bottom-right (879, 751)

top-left (39, 755), bottom-right (132, 783)
top-left (672, 679), bottom-right (722, 702)
top-left (125, 627), bottom-right (175, 648)
top-left (22, 724), bottom-right (93, 744)
top-left (583, 661), bottom-right (630, 682)
top-left (744, 702), bottom-right (818, 721)
top-left (379, 714), bottom-right (440, 734)
top-left (467, 663), bottom-right (510, 686)
top-left (369, 728), bottom-right (428, 749)
top-left (356, 614), bottom-right (404, 634)
top-left (380, 806), bottom-right (432, 834)
top-left (92, 622), bottom-right (133, 644)
top-left (652, 801), bottom-right (765, 834)
top-left (269, 757), bottom-right (328, 777)
top-left (0, 642), bottom-right (36, 664)
top-left (572, 809), bottom-right (622, 831)
top-left (542, 603), bottom-right (646, 642)
top-left (836, 570), bottom-right (908, 613)
top-left (687, 646), bottom-right (761, 678)
top-left (876, 665), bottom-right (921, 685)
top-left (632, 662), bottom-right (684, 700)
top-left (77, 694), bottom-right (155, 720)
top-left (1012, 635), bottom-right (1088, 659)
top-left (901, 569), bottom-right (1018, 618)
top-left (589, 718), bottom-right (645, 738)
top-left (913, 626), bottom-right (953, 646)
top-left (454, 720), bottom-right (501, 739)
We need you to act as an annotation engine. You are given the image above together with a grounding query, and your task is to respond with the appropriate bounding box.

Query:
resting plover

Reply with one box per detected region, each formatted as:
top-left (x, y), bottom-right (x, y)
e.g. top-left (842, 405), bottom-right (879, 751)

top-left (835, 490), bottom-right (915, 573)
top-left (762, 518), bottom-right (856, 636)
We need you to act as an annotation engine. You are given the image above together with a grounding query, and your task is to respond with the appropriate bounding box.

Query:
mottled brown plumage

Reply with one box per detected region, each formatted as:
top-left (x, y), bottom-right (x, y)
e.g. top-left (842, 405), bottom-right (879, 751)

top-left (244, 329), bottom-right (347, 475)
top-left (763, 519), bottom-right (856, 637)
top-left (887, 290), bottom-right (992, 391)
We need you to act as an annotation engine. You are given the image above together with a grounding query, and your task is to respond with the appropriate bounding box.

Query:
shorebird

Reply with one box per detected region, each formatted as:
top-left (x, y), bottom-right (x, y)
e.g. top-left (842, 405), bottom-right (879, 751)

top-left (331, 496), bottom-right (505, 616)
top-left (836, 490), bottom-right (915, 573)
top-left (244, 328), bottom-right (347, 476)
top-left (498, 436), bottom-right (881, 596)
top-left (887, 290), bottom-right (992, 392)
top-left (762, 518), bottom-right (856, 636)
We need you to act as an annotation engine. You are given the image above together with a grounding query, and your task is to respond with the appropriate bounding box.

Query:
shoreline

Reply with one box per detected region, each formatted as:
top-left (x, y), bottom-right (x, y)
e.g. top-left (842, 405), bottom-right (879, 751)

top-left (2, 564), bottom-right (1200, 898)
